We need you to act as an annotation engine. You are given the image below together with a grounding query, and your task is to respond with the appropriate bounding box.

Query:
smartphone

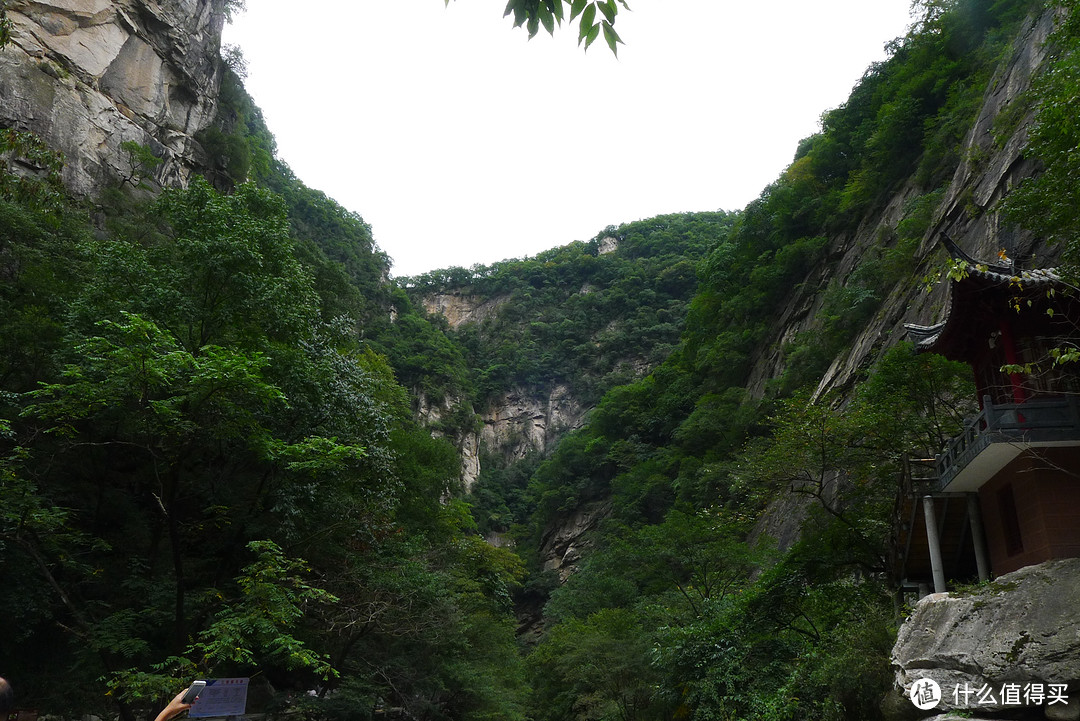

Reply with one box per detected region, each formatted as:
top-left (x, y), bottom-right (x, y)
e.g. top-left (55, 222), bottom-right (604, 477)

top-left (180, 681), bottom-right (206, 704)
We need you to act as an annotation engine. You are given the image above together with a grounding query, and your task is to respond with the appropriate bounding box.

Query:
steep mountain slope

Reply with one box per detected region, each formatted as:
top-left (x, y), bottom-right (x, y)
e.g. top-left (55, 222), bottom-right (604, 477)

top-left (457, 0), bottom-right (1054, 578)
top-left (465, 2), bottom-right (1071, 719)
top-left (745, 5), bottom-right (1059, 547)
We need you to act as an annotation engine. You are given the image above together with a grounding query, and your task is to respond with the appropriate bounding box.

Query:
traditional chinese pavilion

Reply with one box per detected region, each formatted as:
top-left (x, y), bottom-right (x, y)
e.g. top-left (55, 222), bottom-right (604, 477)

top-left (896, 236), bottom-right (1080, 594)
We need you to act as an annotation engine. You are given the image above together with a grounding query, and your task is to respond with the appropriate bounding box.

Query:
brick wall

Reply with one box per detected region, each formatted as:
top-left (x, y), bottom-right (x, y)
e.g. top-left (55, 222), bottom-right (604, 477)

top-left (978, 447), bottom-right (1080, 576)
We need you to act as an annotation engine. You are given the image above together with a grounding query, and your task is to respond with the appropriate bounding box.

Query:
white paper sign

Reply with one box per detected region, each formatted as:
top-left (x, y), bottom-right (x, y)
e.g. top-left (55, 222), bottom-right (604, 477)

top-left (188, 678), bottom-right (249, 718)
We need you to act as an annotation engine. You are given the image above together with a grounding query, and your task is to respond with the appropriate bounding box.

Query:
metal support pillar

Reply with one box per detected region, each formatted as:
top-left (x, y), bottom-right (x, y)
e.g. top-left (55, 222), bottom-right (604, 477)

top-left (968, 493), bottom-right (991, 582)
top-left (923, 495), bottom-right (947, 593)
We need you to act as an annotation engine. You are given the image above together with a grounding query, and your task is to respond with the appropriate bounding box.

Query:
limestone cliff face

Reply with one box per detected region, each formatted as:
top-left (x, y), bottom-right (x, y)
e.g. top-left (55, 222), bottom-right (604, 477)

top-left (417, 384), bottom-right (587, 492)
top-left (478, 385), bottom-right (593, 576)
top-left (538, 499), bottom-right (610, 582)
top-left (421, 292), bottom-right (509, 330)
top-left (0, 0), bottom-right (225, 194)
top-left (480, 384), bottom-right (586, 465)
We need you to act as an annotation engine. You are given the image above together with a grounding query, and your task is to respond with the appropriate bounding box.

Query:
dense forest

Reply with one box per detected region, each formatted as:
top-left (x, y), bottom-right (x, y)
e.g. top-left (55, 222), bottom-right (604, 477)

top-left (2, 0), bottom-right (1080, 720)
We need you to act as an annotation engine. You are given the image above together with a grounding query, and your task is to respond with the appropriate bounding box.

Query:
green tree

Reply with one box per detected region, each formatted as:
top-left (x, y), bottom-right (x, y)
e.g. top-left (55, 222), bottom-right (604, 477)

top-left (529, 608), bottom-right (665, 721)
top-left (0, 1), bottom-right (12, 48)
top-left (108, 540), bottom-right (339, 703)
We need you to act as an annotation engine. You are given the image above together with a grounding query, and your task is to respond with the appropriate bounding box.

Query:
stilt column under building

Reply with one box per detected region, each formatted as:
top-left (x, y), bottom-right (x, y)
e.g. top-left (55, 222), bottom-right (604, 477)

top-left (923, 495), bottom-right (947, 593)
top-left (968, 493), bottom-right (990, 582)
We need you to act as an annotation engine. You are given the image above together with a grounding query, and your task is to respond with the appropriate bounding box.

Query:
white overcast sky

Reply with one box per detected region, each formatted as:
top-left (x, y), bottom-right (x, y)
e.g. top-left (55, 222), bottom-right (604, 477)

top-left (223, 1), bottom-right (915, 278)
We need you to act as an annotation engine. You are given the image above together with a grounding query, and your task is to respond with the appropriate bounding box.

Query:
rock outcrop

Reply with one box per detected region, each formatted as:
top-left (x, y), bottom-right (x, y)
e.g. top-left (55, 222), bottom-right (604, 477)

top-left (480, 384), bottom-right (586, 465)
top-left (538, 499), bottom-right (611, 581)
top-left (416, 384), bottom-right (586, 490)
top-left (421, 291), bottom-right (509, 329)
top-left (0, 0), bottom-right (225, 195)
top-left (888, 558), bottom-right (1080, 720)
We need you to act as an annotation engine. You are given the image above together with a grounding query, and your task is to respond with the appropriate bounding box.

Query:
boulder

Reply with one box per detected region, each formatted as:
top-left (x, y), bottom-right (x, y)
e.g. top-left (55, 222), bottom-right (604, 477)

top-left (1045, 695), bottom-right (1080, 721)
top-left (889, 558), bottom-right (1080, 719)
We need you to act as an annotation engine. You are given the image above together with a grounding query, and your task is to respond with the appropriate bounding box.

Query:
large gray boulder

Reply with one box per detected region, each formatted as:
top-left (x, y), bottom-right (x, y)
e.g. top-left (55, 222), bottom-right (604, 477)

top-left (890, 558), bottom-right (1080, 719)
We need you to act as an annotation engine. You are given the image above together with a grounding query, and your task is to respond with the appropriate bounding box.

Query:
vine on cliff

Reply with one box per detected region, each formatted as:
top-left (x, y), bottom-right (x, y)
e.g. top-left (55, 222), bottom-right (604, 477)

top-left (0, 1), bottom-right (12, 48)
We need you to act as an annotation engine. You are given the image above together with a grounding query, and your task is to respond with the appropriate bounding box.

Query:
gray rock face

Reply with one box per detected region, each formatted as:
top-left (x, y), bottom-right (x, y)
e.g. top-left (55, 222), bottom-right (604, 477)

top-left (421, 292), bottom-right (509, 329)
top-left (890, 558), bottom-right (1080, 719)
top-left (539, 499), bottom-right (611, 581)
top-left (416, 384), bottom-right (587, 491)
top-left (480, 384), bottom-right (586, 466)
top-left (0, 0), bottom-right (225, 194)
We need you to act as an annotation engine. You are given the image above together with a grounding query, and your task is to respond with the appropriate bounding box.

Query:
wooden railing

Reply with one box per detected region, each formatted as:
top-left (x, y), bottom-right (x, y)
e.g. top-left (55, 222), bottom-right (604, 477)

top-left (934, 394), bottom-right (1080, 490)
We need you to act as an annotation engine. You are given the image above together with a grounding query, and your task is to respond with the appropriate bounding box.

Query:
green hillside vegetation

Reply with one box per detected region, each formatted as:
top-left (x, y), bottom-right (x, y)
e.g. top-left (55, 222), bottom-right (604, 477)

top-left (468, 0), bottom-right (1044, 550)
top-left (1, 0), bottom-right (1077, 719)
top-left (0, 127), bottom-right (528, 721)
top-left (444, 1), bottom-right (1056, 719)
top-left (402, 214), bottom-right (735, 535)
top-left (404, 212), bottom-right (734, 408)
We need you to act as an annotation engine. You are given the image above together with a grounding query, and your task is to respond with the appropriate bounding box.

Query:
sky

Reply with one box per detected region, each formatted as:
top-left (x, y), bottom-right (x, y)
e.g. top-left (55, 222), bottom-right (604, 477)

top-left (223, 1), bottom-right (915, 278)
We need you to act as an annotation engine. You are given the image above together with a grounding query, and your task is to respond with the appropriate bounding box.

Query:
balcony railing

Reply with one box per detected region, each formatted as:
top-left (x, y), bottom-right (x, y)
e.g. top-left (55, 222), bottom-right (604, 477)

top-left (934, 394), bottom-right (1080, 491)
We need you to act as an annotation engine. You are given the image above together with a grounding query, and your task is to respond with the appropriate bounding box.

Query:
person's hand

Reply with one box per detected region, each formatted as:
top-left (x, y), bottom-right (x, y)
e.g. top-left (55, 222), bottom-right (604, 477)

top-left (155, 689), bottom-right (195, 721)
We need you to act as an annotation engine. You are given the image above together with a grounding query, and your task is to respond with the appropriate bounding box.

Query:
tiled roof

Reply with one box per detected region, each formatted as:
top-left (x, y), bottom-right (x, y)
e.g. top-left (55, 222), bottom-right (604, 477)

top-left (902, 233), bottom-right (1062, 351)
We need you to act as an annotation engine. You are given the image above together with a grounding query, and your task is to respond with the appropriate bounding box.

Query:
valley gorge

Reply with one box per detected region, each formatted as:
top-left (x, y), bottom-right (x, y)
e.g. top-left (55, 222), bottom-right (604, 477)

top-left (3, 1), bottom-right (1080, 720)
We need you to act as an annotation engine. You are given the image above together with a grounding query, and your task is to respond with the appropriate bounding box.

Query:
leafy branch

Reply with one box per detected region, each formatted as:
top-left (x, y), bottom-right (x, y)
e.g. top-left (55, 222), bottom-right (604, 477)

top-left (107, 541), bottom-right (339, 704)
top-left (118, 141), bottom-right (163, 189)
top-left (445, 0), bottom-right (628, 54)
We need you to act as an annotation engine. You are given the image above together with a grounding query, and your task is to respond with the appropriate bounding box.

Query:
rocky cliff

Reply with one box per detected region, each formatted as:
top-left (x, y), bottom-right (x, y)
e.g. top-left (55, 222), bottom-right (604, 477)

top-left (479, 384), bottom-right (586, 466)
top-left (417, 383), bottom-right (587, 491)
top-left (421, 291), bottom-right (509, 330)
top-left (0, 0), bottom-right (225, 194)
top-left (537, 498), bottom-right (610, 582)
top-left (747, 8), bottom-right (1058, 552)
top-left (745, 9), bottom-right (1056, 404)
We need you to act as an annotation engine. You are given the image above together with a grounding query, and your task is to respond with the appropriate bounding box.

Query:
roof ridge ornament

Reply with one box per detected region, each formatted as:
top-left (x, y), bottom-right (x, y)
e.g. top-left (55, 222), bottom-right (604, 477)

top-left (939, 232), bottom-right (1014, 274)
